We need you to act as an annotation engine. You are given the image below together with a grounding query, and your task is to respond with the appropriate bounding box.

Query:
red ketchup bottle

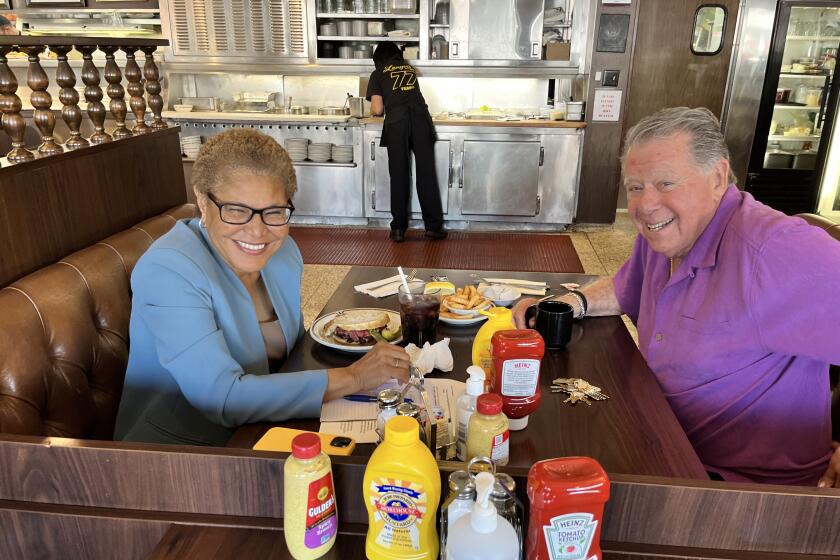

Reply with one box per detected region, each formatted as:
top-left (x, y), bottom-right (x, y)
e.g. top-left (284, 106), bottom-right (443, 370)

top-left (526, 457), bottom-right (610, 560)
top-left (489, 329), bottom-right (545, 430)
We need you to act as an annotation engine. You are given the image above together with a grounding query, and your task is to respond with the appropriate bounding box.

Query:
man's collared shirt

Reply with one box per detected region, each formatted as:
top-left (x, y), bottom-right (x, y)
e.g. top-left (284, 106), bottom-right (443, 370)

top-left (615, 185), bottom-right (840, 485)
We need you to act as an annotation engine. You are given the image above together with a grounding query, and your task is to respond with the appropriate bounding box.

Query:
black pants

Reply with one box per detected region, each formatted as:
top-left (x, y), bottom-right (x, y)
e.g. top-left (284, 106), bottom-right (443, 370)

top-left (385, 112), bottom-right (444, 232)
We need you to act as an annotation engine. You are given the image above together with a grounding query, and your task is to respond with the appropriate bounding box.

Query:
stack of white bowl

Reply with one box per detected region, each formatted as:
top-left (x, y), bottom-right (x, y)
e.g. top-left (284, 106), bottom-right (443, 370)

top-left (181, 135), bottom-right (202, 159)
top-left (331, 144), bottom-right (354, 163)
top-left (285, 138), bottom-right (310, 161)
top-left (308, 142), bottom-right (333, 162)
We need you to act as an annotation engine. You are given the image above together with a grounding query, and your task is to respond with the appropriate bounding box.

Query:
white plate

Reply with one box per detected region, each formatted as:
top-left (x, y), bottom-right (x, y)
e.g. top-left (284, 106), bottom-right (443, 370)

top-left (439, 314), bottom-right (488, 326)
top-left (442, 299), bottom-right (492, 316)
top-left (310, 308), bottom-right (402, 353)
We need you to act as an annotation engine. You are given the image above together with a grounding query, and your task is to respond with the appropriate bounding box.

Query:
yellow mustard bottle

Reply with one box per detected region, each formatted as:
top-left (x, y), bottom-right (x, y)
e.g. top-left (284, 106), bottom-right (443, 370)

top-left (471, 307), bottom-right (515, 380)
top-left (284, 433), bottom-right (338, 559)
top-left (466, 392), bottom-right (510, 466)
top-left (364, 415), bottom-right (441, 560)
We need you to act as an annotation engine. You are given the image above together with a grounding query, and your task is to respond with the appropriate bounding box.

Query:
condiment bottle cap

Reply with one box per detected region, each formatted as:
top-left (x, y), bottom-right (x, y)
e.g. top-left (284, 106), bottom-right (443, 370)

top-left (291, 433), bottom-right (321, 459)
top-left (477, 393), bottom-right (503, 415)
top-left (384, 415), bottom-right (420, 446)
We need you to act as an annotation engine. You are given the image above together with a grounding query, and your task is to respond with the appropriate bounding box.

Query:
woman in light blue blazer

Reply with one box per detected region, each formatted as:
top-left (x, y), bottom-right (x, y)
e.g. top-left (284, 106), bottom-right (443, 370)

top-left (114, 129), bottom-right (410, 446)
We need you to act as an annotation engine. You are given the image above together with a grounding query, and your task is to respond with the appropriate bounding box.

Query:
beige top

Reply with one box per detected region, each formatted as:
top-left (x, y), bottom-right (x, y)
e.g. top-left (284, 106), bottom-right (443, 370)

top-left (260, 319), bottom-right (287, 363)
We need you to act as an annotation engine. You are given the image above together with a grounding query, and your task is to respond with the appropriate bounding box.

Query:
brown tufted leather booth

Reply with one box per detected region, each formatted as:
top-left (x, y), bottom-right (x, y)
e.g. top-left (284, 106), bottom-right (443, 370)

top-left (798, 213), bottom-right (840, 441)
top-left (0, 204), bottom-right (196, 440)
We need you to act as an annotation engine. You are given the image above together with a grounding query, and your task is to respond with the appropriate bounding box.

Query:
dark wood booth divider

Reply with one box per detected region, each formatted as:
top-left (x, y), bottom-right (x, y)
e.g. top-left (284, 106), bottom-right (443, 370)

top-left (0, 127), bottom-right (185, 288)
top-left (1, 436), bottom-right (839, 559)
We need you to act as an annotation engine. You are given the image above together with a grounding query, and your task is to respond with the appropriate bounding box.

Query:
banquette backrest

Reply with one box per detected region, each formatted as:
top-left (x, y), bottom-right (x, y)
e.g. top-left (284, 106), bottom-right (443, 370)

top-left (798, 213), bottom-right (840, 440)
top-left (0, 124), bottom-right (191, 440)
top-left (0, 205), bottom-right (196, 440)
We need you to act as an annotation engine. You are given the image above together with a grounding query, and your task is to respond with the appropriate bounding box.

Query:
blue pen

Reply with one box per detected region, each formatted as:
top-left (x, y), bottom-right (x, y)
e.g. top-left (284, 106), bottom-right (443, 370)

top-left (344, 394), bottom-right (412, 403)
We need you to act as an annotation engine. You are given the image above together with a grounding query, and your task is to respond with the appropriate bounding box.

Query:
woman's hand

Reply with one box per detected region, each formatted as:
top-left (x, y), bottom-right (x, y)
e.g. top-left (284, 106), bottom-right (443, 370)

top-left (512, 297), bottom-right (539, 329)
top-left (324, 343), bottom-right (410, 401)
top-left (348, 342), bottom-right (411, 391)
top-left (818, 441), bottom-right (840, 488)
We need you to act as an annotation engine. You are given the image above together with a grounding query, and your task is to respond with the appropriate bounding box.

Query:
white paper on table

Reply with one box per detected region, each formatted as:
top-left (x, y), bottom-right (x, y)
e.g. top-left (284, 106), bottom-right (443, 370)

top-left (320, 399), bottom-right (379, 422)
top-left (319, 420), bottom-right (379, 444)
top-left (320, 378), bottom-right (465, 423)
top-left (353, 275), bottom-right (404, 298)
top-left (478, 282), bottom-right (546, 296)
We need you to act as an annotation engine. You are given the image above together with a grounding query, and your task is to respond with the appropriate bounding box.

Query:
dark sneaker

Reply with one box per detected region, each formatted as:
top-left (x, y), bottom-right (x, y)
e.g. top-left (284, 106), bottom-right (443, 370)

top-left (389, 229), bottom-right (406, 242)
top-left (424, 229), bottom-right (448, 240)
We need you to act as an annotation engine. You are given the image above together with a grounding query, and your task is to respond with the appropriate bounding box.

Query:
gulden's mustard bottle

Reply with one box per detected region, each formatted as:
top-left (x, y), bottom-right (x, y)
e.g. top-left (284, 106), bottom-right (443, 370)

top-left (466, 393), bottom-right (510, 466)
top-left (471, 307), bottom-right (515, 381)
top-left (364, 415), bottom-right (441, 560)
top-left (283, 433), bottom-right (338, 559)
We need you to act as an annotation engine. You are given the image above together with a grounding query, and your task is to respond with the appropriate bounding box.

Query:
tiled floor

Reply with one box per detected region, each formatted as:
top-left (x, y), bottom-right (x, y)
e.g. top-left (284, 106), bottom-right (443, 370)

top-left (300, 213), bottom-right (640, 342)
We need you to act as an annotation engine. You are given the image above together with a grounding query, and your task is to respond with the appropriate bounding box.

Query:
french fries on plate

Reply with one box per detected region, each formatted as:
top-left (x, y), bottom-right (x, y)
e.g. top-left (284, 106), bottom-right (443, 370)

top-left (442, 285), bottom-right (492, 315)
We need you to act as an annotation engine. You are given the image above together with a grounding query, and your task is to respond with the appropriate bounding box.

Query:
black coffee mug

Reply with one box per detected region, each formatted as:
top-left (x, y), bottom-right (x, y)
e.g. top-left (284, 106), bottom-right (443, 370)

top-left (525, 300), bottom-right (574, 350)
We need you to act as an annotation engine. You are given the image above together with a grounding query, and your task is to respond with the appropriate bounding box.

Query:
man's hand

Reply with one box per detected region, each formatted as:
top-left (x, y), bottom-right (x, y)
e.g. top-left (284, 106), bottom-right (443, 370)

top-left (818, 441), bottom-right (840, 488)
top-left (512, 298), bottom-right (539, 329)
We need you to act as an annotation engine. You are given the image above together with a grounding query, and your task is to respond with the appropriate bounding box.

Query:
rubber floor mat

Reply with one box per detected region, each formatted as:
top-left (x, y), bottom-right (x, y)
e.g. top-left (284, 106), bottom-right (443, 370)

top-left (289, 227), bottom-right (584, 273)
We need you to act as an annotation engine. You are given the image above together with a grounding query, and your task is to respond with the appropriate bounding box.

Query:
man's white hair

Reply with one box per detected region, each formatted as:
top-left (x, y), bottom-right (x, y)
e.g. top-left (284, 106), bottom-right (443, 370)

top-left (621, 106), bottom-right (736, 185)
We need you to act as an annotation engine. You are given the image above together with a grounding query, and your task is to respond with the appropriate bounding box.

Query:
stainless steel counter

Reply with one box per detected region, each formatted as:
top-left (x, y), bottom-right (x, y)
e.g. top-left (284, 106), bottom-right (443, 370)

top-left (170, 115), bottom-right (583, 229)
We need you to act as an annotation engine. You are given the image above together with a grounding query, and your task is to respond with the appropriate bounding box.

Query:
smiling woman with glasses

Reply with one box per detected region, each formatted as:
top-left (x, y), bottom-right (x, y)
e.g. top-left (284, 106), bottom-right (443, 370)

top-left (114, 129), bottom-right (410, 447)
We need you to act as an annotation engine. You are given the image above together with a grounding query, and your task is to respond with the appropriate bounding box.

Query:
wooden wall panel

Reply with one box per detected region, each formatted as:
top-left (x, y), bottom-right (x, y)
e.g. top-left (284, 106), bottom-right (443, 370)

top-left (2, 437), bottom-right (840, 556)
top-left (0, 507), bottom-right (169, 560)
top-left (0, 128), bottom-right (186, 287)
top-left (576, 2), bottom-right (639, 223)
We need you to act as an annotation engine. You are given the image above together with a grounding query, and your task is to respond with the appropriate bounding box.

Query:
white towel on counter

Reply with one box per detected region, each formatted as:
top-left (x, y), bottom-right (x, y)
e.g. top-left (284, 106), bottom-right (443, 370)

top-left (354, 275), bottom-right (404, 298)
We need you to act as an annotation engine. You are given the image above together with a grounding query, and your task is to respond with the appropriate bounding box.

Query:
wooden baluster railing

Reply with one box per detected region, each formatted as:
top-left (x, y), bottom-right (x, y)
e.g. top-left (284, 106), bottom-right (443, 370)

top-left (141, 45), bottom-right (166, 130)
top-left (100, 45), bottom-right (131, 140)
top-left (77, 45), bottom-right (110, 145)
top-left (0, 46), bottom-right (34, 162)
top-left (53, 45), bottom-right (88, 150)
top-left (122, 46), bottom-right (149, 135)
top-left (23, 45), bottom-right (62, 156)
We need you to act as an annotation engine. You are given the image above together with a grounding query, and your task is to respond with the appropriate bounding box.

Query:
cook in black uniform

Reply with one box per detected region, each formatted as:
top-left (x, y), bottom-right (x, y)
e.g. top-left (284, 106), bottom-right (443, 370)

top-left (366, 42), bottom-right (446, 242)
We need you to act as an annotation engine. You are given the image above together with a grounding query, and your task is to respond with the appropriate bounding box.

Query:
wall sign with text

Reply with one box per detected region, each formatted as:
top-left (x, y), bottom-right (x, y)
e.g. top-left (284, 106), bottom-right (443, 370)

top-left (592, 89), bottom-right (623, 122)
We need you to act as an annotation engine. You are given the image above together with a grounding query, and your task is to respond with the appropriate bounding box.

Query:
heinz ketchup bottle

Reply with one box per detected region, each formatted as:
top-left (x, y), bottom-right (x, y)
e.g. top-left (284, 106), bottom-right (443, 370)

top-left (490, 329), bottom-right (545, 430)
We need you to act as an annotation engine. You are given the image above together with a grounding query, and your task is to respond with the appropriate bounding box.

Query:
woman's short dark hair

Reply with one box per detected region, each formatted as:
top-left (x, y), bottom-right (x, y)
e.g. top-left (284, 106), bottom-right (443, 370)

top-left (373, 42), bottom-right (404, 69)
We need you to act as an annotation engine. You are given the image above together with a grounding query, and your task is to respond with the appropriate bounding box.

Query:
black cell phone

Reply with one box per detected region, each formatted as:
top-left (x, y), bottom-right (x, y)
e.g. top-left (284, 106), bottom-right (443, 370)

top-left (330, 436), bottom-right (354, 448)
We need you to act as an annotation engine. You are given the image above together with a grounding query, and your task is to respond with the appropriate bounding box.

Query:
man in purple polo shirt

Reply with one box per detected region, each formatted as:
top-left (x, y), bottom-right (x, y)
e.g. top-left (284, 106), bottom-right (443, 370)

top-left (514, 107), bottom-right (840, 486)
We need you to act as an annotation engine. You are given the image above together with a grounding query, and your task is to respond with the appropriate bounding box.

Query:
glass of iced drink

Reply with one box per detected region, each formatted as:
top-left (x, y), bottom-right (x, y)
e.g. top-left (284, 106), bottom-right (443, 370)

top-left (398, 282), bottom-right (440, 347)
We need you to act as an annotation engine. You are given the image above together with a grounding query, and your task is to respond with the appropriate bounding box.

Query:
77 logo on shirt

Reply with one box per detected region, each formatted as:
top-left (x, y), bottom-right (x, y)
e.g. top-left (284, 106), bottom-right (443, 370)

top-left (389, 70), bottom-right (417, 91)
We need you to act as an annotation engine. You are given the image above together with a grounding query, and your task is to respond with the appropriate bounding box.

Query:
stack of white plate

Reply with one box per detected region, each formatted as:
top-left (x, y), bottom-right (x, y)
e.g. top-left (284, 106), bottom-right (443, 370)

top-left (331, 144), bottom-right (354, 163)
top-left (308, 142), bottom-right (333, 162)
top-left (285, 138), bottom-right (310, 161)
top-left (181, 135), bottom-right (202, 159)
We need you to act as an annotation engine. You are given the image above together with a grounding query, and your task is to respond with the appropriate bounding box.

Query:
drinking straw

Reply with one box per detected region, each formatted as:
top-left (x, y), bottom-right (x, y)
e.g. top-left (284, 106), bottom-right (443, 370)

top-left (398, 266), bottom-right (412, 299)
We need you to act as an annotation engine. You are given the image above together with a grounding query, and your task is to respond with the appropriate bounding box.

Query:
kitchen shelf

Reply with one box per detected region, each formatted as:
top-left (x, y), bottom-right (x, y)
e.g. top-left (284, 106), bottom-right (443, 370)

top-left (773, 104), bottom-right (821, 110)
top-left (292, 161), bottom-right (357, 168)
top-left (768, 134), bottom-right (821, 141)
top-left (317, 35), bottom-right (419, 41)
top-left (785, 35), bottom-right (840, 40)
top-left (779, 72), bottom-right (830, 78)
top-left (316, 13), bottom-right (419, 18)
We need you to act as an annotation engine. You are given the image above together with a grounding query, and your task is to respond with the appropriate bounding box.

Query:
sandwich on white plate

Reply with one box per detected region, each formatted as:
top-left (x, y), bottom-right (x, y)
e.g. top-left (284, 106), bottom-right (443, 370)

top-left (322, 309), bottom-right (401, 345)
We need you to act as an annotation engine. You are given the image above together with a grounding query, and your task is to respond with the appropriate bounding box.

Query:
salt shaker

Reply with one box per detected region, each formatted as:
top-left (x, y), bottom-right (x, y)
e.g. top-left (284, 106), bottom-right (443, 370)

top-left (396, 401), bottom-right (426, 444)
top-left (491, 472), bottom-right (524, 558)
top-left (376, 388), bottom-right (401, 442)
top-left (439, 470), bottom-right (476, 559)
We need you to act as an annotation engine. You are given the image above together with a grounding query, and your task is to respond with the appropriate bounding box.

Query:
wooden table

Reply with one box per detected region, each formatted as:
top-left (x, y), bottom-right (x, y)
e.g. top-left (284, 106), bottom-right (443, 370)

top-left (229, 266), bottom-right (706, 480)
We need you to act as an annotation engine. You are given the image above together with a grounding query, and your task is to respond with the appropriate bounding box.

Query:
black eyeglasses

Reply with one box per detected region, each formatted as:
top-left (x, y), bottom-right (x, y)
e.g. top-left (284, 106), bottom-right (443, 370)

top-left (206, 192), bottom-right (295, 226)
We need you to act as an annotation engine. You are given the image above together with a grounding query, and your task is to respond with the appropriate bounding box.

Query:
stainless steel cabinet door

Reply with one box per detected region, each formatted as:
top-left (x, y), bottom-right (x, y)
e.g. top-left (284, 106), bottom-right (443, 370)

top-left (372, 139), bottom-right (451, 214)
top-left (460, 140), bottom-right (540, 216)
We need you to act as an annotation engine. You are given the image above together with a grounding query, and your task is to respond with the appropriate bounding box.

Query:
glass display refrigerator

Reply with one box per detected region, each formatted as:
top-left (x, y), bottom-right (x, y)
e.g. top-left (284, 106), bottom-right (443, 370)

top-left (745, 1), bottom-right (840, 215)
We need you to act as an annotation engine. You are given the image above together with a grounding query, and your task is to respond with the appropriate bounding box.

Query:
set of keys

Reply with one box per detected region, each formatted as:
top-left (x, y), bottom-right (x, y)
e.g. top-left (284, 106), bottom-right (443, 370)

top-left (551, 377), bottom-right (610, 405)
